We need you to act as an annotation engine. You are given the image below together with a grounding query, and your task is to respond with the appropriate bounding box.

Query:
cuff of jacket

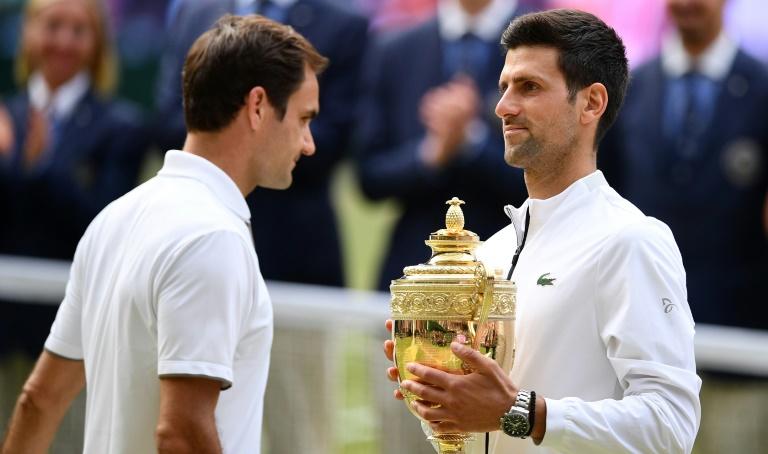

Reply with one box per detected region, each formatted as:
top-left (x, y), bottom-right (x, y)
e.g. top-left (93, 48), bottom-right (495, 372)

top-left (538, 397), bottom-right (569, 450)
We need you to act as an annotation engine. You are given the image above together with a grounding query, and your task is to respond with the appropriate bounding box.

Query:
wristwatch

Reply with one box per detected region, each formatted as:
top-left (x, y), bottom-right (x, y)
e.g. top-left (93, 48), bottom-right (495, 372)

top-left (500, 389), bottom-right (535, 438)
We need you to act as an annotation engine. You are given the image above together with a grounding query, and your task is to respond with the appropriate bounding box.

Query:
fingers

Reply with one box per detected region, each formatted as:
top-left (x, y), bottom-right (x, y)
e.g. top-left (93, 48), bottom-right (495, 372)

top-left (406, 362), bottom-right (452, 388)
top-left (400, 379), bottom-right (445, 403)
top-left (387, 366), bottom-right (399, 382)
top-left (393, 388), bottom-right (405, 400)
top-left (383, 339), bottom-right (395, 362)
top-left (0, 106), bottom-right (14, 155)
top-left (449, 342), bottom-right (496, 373)
top-left (429, 420), bottom-right (460, 433)
top-left (411, 399), bottom-right (450, 423)
top-left (385, 319), bottom-right (393, 333)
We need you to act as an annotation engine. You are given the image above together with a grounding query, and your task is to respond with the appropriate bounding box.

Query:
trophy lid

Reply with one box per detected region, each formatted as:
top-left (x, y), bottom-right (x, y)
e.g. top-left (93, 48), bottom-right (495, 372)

top-left (396, 197), bottom-right (482, 280)
top-left (423, 197), bottom-right (480, 260)
top-left (389, 197), bottom-right (515, 320)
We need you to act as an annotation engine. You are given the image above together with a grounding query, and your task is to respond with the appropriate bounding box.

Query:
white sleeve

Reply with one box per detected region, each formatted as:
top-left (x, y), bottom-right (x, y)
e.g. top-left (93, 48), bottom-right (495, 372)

top-left (155, 230), bottom-right (254, 389)
top-left (540, 221), bottom-right (701, 454)
top-left (44, 236), bottom-right (87, 360)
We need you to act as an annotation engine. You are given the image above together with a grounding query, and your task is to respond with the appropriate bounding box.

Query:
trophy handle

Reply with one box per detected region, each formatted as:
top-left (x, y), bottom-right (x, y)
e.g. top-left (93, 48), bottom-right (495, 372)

top-left (471, 270), bottom-right (494, 352)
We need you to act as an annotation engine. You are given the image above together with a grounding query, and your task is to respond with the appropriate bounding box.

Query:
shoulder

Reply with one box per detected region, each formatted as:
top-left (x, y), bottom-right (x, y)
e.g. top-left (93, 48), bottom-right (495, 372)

top-left (598, 211), bottom-right (684, 279)
top-left (585, 186), bottom-right (682, 261)
top-left (380, 17), bottom-right (438, 53)
top-left (3, 92), bottom-right (30, 122)
top-left (302, 0), bottom-right (368, 27)
top-left (627, 57), bottom-right (664, 92)
top-left (174, 0), bottom-right (228, 24)
top-left (731, 49), bottom-right (768, 92)
top-left (477, 223), bottom-right (516, 273)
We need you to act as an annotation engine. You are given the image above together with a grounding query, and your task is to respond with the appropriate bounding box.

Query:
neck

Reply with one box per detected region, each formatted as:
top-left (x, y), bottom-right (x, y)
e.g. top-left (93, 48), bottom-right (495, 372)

top-left (680, 22), bottom-right (722, 58)
top-left (459, 0), bottom-right (491, 16)
top-left (524, 151), bottom-right (596, 200)
top-left (182, 128), bottom-right (253, 196)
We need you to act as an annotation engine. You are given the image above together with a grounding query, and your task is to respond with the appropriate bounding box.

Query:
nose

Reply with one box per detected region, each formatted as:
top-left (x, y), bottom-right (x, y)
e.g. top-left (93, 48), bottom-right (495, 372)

top-left (495, 90), bottom-right (521, 119)
top-left (302, 127), bottom-right (316, 156)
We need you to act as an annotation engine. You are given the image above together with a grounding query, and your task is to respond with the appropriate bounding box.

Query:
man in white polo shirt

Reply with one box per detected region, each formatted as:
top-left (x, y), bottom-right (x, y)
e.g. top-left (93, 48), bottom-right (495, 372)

top-left (384, 9), bottom-right (701, 454)
top-left (1, 15), bottom-right (327, 454)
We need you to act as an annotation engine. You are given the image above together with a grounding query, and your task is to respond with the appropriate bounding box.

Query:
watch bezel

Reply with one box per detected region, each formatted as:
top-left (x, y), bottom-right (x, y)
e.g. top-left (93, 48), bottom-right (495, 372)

top-left (501, 408), bottom-right (531, 437)
top-left (500, 389), bottom-right (534, 438)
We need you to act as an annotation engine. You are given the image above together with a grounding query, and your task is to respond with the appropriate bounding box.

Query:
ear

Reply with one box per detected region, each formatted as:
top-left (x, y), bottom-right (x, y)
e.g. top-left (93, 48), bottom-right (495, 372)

top-left (246, 86), bottom-right (268, 131)
top-left (579, 82), bottom-right (608, 127)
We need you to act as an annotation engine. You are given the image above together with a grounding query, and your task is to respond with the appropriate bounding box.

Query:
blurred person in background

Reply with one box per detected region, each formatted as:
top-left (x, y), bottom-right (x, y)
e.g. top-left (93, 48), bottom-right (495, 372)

top-left (355, 0), bottom-right (532, 291)
top-left (0, 0), bottom-right (146, 262)
top-left (602, 0), bottom-right (768, 450)
top-left (603, 0), bottom-right (768, 331)
top-left (155, 0), bottom-right (369, 287)
top-left (0, 0), bottom-right (147, 358)
top-left (1, 14), bottom-right (325, 454)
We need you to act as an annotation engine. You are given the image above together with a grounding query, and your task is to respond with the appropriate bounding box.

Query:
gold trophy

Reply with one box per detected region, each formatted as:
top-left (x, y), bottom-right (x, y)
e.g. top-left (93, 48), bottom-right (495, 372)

top-left (390, 197), bottom-right (516, 454)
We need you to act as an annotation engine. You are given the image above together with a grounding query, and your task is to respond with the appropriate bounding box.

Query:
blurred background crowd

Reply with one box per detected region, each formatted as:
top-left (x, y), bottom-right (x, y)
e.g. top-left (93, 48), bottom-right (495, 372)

top-left (0, 0), bottom-right (766, 452)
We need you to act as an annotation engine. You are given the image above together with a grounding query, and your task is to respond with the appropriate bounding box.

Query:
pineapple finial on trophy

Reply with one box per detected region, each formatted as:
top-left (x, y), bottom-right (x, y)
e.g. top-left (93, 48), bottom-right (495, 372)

top-left (445, 197), bottom-right (465, 233)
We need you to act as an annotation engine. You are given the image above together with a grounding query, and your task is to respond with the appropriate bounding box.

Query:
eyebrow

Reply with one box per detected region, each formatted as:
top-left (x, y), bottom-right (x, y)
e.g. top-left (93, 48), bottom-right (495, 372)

top-left (498, 74), bottom-right (545, 92)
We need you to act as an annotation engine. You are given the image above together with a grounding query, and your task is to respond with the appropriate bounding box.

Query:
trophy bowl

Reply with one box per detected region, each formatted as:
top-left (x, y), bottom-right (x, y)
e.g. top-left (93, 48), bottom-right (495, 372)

top-left (390, 198), bottom-right (516, 454)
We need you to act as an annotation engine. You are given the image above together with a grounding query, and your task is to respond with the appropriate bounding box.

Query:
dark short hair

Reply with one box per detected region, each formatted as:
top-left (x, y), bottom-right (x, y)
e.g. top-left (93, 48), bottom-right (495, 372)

top-left (182, 14), bottom-right (328, 132)
top-left (501, 9), bottom-right (628, 146)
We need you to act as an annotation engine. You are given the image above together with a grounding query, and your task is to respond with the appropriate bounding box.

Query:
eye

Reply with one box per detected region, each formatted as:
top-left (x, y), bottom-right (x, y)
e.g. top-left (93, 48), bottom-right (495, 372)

top-left (522, 81), bottom-right (539, 92)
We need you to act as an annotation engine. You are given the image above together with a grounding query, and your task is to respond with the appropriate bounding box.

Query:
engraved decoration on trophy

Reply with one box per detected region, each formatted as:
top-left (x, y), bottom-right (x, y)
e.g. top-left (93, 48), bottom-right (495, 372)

top-left (390, 197), bottom-right (516, 454)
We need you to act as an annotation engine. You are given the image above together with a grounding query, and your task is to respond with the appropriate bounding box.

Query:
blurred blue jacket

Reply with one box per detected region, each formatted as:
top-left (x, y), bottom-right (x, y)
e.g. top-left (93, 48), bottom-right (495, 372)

top-left (601, 49), bottom-right (768, 329)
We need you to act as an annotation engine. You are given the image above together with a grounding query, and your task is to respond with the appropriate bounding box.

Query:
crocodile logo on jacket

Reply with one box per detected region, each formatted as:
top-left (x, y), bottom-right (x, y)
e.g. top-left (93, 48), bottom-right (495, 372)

top-left (537, 272), bottom-right (556, 286)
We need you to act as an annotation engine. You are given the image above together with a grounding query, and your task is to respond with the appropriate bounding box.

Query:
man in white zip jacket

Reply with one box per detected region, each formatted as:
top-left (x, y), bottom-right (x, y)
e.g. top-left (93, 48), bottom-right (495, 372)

top-left (384, 9), bottom-right (701, 454)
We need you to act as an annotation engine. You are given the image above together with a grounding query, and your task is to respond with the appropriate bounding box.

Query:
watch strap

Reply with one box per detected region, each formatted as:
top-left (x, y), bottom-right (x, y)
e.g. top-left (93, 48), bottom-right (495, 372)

top-left (500, 389), bottom-right (535, 438)
top-left (526, 391), bottom-right (536, 437)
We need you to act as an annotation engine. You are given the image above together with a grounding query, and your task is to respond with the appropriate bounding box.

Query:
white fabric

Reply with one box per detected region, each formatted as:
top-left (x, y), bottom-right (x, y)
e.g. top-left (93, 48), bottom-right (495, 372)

top-left (477, 171), bottom-right (701, 453)
top-left (437, 0), bottom-right (518, 42)
top-left (661, 30), bottom-right (737, 80)
top-left (45, 150), bottom-right (273, 454)
top-left (28, 71), bottom-right (90, 118)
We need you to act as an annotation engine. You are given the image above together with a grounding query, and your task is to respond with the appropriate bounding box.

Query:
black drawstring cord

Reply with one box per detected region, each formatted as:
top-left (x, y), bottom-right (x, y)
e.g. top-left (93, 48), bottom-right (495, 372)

top-left (506, 207), bottom-right (530, 281)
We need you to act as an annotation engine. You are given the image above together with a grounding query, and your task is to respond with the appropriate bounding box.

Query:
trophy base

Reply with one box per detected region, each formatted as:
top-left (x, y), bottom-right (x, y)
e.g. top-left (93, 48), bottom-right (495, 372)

top-left (429, 433), bottom-right (474, 453)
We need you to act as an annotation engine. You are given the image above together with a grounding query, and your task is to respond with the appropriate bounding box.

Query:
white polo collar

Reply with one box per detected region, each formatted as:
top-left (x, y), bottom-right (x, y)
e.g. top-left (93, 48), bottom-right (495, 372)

top-left (505, 170), bottom-right (607, 236)
top-left (661, 30), bottom-right (737, 81)
top-left (28, 71), bottom-right (90, 118)
top-left (158, 150), bottom-right (251, 222)
top-left (437, 0), bottom-right (518, 42)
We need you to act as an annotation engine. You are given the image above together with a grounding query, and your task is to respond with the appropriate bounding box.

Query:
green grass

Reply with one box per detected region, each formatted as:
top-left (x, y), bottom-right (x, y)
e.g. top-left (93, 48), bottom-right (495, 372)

top-left (331, 162), bottom-right (401, 290)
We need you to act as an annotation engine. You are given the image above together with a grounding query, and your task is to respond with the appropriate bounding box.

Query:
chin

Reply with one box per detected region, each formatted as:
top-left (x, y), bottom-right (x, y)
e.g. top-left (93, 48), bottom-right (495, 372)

top-left (276, 176), bottom-right (293, 190)
top-left (504, 149), bottom-right (525, 169)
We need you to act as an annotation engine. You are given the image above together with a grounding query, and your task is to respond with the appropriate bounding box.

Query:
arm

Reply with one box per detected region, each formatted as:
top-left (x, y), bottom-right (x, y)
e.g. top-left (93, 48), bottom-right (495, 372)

top-left (3, 231), bottom-right (88, 453)
top-left (156, 377), bottom-right (222, 454)
top-left (539, 222), bottom-right (701, 453)
top-left (1, 351), bottom-right (85, 454)
top-left (153, 231), bottom-right (255, 450)
top-left (383, 320), bottom-right (546, 442)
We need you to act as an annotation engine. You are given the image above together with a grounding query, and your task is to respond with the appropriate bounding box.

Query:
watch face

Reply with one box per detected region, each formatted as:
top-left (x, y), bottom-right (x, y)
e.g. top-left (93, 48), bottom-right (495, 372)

top-left (502, 412), bottom-right (530, 437)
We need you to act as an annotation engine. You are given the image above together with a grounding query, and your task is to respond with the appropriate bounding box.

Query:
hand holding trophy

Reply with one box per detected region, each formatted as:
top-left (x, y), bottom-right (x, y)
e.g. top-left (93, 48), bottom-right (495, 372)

top-left (388, 197), bottom-right (516, 453)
